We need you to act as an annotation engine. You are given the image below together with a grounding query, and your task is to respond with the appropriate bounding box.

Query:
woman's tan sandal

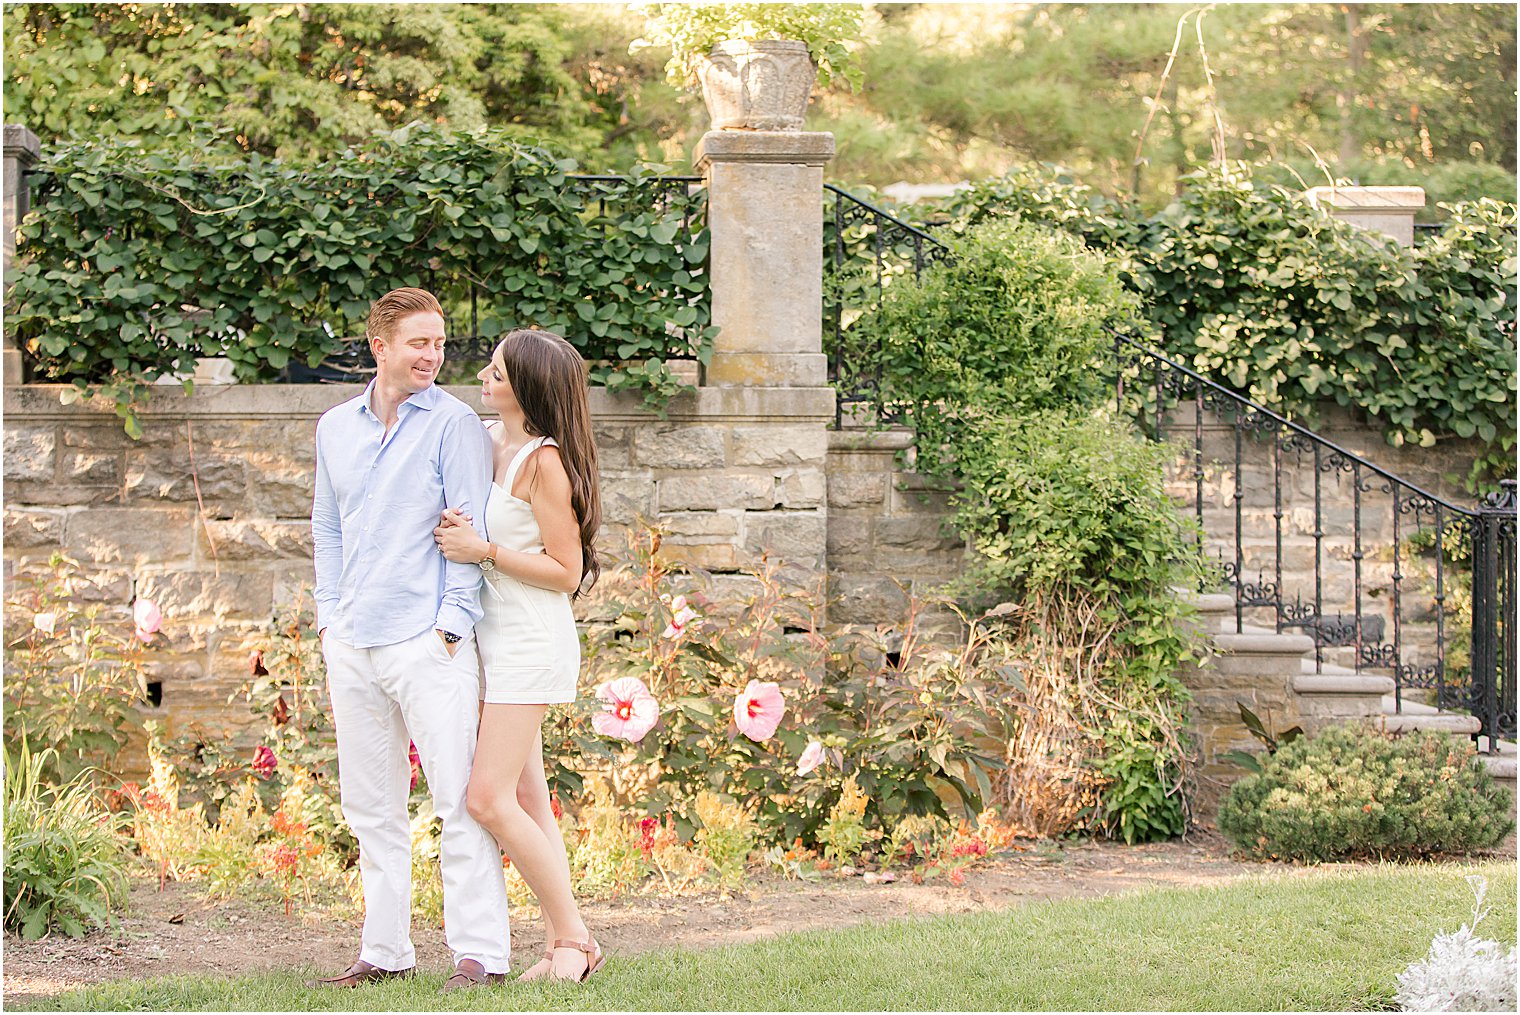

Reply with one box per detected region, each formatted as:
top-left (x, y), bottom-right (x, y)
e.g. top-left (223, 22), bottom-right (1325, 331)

top-left (552, 936), bottom-right (605, 982)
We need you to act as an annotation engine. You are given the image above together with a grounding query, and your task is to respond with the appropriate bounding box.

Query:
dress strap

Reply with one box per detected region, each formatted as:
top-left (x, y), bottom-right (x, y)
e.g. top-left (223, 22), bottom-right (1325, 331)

top-left (502, 435), bottom-right (557, 493)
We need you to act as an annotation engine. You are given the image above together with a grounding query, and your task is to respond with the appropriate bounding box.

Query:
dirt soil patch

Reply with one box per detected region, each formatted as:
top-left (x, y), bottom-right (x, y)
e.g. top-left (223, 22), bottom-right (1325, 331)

top-left (5, 828), bottom-right (1513, 1005)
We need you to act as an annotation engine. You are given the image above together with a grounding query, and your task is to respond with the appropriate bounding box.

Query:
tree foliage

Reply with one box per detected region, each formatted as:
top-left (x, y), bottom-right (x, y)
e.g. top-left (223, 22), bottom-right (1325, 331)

top-left (1, 3), bottom-right (671, 168)
top-left (5, 4), bottom-right (1511, 204)
top-left (815, 3), bottom-right (1515, 205)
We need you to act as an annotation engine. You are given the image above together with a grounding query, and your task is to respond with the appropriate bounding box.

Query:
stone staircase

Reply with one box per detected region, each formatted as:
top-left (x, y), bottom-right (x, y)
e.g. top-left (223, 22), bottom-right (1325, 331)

top-left (1192, 592), bottom-right (1516, 811)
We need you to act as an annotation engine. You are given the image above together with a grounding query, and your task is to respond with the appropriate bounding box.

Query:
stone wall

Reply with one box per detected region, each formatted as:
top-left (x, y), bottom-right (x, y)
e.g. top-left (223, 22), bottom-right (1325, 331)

top-left (825, 428), bottom-right (963, 627)
top-left (1, 381), bottom-right (1492, 797)
top-left (2, 381), bottom-right (834, 742)
top-left (5, 382), bottom-right (1482, 702)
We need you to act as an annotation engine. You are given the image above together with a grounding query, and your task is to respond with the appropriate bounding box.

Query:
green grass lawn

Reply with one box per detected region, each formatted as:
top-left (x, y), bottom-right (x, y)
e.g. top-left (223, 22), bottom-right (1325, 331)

top-left (16, 859), bottom-right (1515, 1012)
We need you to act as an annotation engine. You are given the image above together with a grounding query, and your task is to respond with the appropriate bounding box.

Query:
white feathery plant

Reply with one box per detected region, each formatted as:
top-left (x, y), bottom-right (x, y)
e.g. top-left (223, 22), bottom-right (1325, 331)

top-left (1394, 875), bottom-right (1517, 1012)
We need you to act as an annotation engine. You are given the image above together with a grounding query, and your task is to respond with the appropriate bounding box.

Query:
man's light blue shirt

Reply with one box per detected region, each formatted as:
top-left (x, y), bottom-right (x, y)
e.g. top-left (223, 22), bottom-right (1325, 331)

top-left (312, 381), bottom-right (492, 649)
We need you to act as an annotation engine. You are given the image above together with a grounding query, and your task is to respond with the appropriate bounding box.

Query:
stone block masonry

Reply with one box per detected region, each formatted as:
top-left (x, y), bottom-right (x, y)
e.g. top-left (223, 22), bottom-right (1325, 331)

top-left (826, 428), bottom-right (965, 631)
top-left (3, 382), bottom-right (835, 738)
top-left (2, 380), bottom-right (1481, 803)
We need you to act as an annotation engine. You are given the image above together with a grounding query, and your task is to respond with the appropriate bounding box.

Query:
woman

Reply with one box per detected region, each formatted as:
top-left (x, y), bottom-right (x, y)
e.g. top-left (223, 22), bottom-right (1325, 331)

top-left (434, 328), bottom-right (603, 983)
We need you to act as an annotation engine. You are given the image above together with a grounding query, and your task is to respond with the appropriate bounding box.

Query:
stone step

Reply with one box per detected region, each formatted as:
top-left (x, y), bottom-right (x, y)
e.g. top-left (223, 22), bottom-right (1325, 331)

top-left (1481, 753), bottom-right (1516, 780)
top-left (1211, 630), bottom-right (1315, 676)
top-left (1376, 710), bottom-right (1483, 735)
top-left (1194, 592), bottom-right (1235, 618)
top-left (1294, 668), bottom-right (1395, 720)
top-left (1474, 744), bottom-right (1517, 819)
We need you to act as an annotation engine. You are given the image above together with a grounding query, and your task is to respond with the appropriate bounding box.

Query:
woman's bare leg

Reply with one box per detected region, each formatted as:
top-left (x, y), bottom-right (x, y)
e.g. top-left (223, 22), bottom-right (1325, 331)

top-left (467, 705), bottom-right (591, 980)
top-left (513, 732), bottom-right (572, 981)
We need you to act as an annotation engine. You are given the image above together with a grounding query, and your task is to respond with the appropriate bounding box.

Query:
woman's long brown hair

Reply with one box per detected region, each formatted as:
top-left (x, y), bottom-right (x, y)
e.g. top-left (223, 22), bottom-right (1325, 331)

top-left (496, 329), bottom-right (602, 596)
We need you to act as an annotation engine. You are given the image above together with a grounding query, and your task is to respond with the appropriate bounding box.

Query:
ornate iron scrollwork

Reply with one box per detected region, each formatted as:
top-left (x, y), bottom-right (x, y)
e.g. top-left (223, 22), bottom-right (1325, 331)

top-left (1237, 577), bottom-right (1280, 609)
top-left (1319, 449), bottom-right (1357, 476)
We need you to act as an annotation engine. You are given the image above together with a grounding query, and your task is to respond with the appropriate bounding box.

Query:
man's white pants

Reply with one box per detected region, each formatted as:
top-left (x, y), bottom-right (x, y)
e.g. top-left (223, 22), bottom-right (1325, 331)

top-left (323, 629), bottom-right (511, 973)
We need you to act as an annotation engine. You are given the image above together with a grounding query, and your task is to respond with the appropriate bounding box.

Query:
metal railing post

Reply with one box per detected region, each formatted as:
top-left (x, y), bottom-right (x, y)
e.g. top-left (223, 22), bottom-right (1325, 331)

top-left (1472, 480), bottom-right (1518, 750)
top-left (3, 123), bottom-right (41, 383)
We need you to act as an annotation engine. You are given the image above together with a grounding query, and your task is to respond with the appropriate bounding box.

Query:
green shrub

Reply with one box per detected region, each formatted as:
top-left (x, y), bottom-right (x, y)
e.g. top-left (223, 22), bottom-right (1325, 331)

top-left (3, 743), bottom-right (130, 940)
top-left (852, 219), bottom-right (1207, 843)
top-left (691, 791), bottom-right (758, 892)
top-left (1218, 723), bottom-right (1515, 862)
top-left (857, 218), bottom-right (1139, 474)
top-left (3, 555), bottom-right (149, 785)
top-left (816, 774), bottom-right (876, 865)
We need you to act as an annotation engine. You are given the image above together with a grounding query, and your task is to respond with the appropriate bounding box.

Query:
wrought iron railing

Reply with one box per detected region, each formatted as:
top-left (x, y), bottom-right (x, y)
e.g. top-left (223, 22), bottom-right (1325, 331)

top-left (1112, 330), bottom-right (1516, 749)
top-left (822, 184), bottom-right (950, 427)
top-left (818, 186), bottom-right (1515, 749)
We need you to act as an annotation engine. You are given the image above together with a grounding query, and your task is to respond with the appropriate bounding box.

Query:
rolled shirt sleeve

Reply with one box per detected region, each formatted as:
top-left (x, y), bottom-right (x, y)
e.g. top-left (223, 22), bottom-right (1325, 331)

top-left (434, 410), bottom-right (494, 638)
top-left (311, 420), bottom-right (343, 634)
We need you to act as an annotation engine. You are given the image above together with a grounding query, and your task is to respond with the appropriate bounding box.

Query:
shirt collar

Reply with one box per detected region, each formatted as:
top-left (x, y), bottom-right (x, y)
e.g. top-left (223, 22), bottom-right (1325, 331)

top-left (358, 380), bottom-right (440, 418)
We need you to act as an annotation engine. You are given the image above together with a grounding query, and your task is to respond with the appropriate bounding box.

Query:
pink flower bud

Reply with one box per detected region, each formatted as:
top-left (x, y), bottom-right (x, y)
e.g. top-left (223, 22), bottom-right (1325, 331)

top-left (133, 598), bottom-right (162, 642)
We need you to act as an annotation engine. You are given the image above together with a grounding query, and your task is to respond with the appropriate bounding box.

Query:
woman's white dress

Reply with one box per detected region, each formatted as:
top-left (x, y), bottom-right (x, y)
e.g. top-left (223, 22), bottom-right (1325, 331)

top-left (477, 433), bottom-right (580, 705)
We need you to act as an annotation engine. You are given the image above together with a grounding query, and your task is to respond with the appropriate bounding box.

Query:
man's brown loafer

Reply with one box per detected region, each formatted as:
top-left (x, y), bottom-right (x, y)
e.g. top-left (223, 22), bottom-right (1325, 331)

top-left (441, 958), bottom-right (506, 993)
top-left (306, 958), bottom-right (414, 989)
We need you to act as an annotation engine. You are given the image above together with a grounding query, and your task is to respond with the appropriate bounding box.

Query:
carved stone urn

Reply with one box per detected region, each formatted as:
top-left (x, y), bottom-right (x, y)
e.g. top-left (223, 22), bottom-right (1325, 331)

top-left (697, 40), bottom-right (816, 131)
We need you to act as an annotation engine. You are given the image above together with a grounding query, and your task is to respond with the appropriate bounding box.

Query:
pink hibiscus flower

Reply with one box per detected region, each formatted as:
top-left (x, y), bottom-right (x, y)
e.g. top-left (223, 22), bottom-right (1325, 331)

top-left (796, 739), bottom-right (825, 776)
top-left (591, 677), bottom-right (660, 742)
top-left (133, 598), bottom-right (162, 642)
top-left (408, 741), bottom-right (422, 791)
top-left (661, 595), bottom-right (700, 639)
top-left (734, 680), bottom-right (786, 742)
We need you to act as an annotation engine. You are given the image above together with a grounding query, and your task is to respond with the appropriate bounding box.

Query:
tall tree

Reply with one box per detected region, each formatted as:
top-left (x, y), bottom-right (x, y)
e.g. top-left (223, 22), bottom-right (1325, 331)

top-left (3, 2), bottom-right (1512, 200)
top-left (1, 3), bottom-right (651, 164)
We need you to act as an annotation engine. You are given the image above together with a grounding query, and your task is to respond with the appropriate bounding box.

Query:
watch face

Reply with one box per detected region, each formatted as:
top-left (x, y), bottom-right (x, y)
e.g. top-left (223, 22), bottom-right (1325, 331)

top-left (478, 557), bottom-right (495, 571)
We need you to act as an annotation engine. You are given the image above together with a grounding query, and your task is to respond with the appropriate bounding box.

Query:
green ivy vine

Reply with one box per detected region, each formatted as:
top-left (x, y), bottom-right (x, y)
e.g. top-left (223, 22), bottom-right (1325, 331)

top-left (931, 164), bottom-right (1517, 490)
top-left (8, 125), bottom-right (714, 431)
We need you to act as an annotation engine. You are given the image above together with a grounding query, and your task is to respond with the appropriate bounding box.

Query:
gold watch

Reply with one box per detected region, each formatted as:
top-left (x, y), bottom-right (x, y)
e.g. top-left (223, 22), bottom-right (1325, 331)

top-left (478, 544), bottom-right (496, 572)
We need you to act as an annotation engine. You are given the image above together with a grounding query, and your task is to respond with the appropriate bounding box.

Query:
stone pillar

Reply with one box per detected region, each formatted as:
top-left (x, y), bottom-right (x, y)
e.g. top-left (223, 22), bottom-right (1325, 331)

top-left (4, 124), bottom-right (41, 383)
top-left (694, 131), bottom-right (834, 386)
top-left (1303, 185), bottom-right (1425, 247)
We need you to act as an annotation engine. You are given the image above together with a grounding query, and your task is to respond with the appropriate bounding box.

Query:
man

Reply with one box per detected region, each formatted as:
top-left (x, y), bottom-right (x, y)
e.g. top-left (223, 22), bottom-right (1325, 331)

top-left (309, 287), bottom-right (510, 992)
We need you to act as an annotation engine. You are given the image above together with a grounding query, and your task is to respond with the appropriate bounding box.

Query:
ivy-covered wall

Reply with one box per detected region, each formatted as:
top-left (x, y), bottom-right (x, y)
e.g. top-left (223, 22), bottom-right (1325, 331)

top-left (7, 128), bottom-right (714, 423)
